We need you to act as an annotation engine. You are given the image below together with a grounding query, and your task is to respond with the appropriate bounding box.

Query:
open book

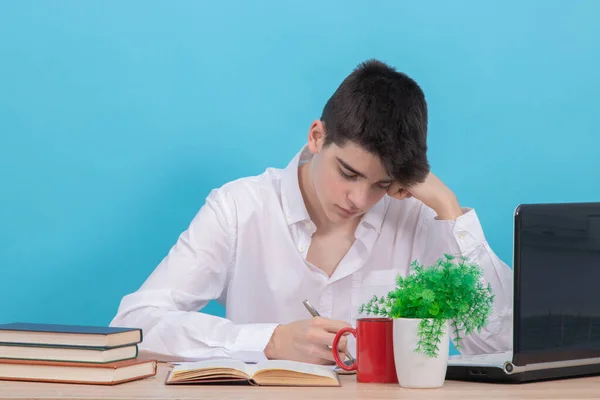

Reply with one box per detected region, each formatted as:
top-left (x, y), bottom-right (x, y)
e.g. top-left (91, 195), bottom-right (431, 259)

top-left (165, 359), bottom-right (340, 387)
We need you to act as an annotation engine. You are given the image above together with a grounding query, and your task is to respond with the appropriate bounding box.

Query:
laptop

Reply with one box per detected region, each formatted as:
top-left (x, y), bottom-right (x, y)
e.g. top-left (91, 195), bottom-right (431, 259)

top-left (446, 202), bottom-right (600, 383)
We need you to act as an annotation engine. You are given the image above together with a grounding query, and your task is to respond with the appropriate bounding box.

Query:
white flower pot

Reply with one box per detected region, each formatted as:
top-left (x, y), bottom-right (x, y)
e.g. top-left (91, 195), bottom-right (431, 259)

top-left (392, 318), bottom-right (449, 388)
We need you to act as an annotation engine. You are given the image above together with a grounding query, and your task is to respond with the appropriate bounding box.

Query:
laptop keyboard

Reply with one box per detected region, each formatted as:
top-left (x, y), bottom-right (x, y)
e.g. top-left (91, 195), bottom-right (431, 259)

top-left (448, 351), bottom-right (512, 366)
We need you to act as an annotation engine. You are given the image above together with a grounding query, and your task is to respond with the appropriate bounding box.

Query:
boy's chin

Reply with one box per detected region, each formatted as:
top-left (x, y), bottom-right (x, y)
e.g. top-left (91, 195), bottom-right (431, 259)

top-left (328, 205), bottom-right (361, 222)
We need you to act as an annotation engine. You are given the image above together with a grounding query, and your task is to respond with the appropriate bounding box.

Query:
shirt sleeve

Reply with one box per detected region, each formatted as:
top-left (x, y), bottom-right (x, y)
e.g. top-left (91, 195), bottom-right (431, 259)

top-left (417, 205), bottom-right (513, 355)
top-left (109, 188), bottom-right (278, 362)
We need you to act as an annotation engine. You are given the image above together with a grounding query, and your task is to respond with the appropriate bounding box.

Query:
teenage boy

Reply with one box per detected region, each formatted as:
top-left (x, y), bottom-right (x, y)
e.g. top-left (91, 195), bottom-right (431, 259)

top-left (110, 59), bottom-right (512, 364)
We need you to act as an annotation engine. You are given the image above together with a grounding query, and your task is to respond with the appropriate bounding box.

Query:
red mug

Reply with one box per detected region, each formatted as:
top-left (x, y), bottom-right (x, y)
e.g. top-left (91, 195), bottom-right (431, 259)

top-left (332, 317), bottom-right (397, 383)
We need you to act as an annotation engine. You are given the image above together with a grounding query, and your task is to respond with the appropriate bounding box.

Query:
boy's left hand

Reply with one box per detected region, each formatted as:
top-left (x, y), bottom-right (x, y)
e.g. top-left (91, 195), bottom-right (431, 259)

top-left (387, 172), bottom-right (463, 220)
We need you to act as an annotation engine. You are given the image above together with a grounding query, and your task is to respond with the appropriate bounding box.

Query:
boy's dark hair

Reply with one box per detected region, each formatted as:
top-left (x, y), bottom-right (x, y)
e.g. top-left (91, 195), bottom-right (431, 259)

top-left (320, 59), bottom-right (429, 186)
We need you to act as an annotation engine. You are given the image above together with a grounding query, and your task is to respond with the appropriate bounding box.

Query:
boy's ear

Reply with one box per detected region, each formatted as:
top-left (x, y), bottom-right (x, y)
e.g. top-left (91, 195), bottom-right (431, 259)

top-left (307, 120), bottom-right (326, 153)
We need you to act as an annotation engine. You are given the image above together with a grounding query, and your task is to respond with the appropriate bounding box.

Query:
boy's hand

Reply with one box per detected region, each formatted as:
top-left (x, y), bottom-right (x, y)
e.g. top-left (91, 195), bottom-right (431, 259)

top-left (263, 317), bottom-right (351, 364)
top-left (387, 172), bottom-right (463, 220)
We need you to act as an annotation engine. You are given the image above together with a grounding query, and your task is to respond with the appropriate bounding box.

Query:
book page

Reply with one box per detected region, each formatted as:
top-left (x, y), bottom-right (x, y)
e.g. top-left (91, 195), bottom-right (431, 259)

top-left (253, 360), bottom-right (337, 380)
top-left (172, 359), bottom-right (248, 372)
top-left (171, 359), bottom-right (250, 380)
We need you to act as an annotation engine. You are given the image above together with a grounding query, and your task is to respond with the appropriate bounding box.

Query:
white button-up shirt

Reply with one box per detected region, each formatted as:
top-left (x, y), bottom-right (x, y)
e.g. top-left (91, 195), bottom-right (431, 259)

top-left (110, 146), bottom-right (513, 361)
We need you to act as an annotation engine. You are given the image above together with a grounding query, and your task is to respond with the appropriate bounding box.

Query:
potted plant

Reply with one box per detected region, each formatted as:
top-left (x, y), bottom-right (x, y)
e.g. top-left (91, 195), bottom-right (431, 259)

top-left (358, 254), bottom-right (494, 388)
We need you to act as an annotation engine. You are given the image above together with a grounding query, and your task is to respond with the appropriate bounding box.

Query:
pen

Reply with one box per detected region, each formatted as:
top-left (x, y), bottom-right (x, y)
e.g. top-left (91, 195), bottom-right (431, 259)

top-left (302, 299), bottom-right (356, 364)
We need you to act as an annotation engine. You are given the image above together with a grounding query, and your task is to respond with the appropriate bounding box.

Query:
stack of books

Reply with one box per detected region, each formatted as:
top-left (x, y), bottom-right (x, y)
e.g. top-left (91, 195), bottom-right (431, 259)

top-left (0, 322), bottom-right (157, 385)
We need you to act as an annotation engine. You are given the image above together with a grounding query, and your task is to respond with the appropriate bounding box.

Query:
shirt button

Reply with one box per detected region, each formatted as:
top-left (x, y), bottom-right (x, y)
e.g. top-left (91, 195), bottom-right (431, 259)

top-left (298, 244), bottom-right (306, 252)
top-left (305, 221), bottom-right (313, 230)
top-left (286, 216), bottom-right (292, 223)
top-left (457, 232), bottom-right (466, 239)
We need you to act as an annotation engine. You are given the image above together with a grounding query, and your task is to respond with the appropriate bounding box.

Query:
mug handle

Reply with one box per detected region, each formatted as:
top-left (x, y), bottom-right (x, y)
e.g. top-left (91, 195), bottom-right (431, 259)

top-left (332, 327), bottom-right (357, 371)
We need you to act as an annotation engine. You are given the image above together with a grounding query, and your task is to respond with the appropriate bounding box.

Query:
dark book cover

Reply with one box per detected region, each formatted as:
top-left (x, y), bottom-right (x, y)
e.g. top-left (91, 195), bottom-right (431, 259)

top-left (0, 323), bottom-right (142, 349)
top-left (0, 323), bottom-right (140, 336)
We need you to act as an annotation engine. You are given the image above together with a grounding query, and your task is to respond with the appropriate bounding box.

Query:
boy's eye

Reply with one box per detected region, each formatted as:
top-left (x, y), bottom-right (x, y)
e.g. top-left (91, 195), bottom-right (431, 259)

top-left (339, 168), bottom-right (358, 180)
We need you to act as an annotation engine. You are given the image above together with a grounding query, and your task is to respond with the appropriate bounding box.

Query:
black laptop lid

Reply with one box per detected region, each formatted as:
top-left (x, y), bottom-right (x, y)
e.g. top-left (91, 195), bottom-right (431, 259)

top-left (513, 202), bottom-right (600, 366)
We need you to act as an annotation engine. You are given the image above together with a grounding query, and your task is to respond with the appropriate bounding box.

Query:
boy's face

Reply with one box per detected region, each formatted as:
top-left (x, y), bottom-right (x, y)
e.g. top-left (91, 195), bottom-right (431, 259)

top-left (305, 121), bottom-right (395, 223)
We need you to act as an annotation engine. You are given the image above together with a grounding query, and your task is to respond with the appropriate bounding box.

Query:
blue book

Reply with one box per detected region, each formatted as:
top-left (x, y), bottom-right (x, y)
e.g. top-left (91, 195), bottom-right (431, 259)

top-left (0, 323), bottom-right (142, 349)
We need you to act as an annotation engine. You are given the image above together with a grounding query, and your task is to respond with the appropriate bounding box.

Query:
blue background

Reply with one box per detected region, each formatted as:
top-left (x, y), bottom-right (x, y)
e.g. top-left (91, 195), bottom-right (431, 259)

top-left (1, 0), bottom-right (598, 353)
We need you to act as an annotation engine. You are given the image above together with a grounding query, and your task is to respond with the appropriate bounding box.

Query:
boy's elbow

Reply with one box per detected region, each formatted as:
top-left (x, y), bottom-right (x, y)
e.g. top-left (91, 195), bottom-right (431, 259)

top-left (108, 291), bottom-right (164, 331)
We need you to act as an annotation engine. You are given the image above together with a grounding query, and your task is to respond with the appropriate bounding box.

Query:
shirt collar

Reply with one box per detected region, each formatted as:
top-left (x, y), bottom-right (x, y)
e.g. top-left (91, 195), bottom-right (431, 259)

top-left (280, 145), bottom-right (388, 233)
top-left (361, 196), bottom-right (388, 234)
top-left (280, 146), bottom-right (312, 225)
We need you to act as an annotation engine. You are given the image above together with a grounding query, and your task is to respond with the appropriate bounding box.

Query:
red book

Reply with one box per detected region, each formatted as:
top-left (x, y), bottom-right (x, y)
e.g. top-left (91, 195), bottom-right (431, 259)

top-left (0, 358), bottom-right (157, 385)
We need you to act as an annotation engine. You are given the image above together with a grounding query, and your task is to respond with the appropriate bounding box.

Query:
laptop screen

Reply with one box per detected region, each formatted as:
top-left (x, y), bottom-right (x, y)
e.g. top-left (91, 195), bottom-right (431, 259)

top-left (514, 202), bottom-right (600, 365)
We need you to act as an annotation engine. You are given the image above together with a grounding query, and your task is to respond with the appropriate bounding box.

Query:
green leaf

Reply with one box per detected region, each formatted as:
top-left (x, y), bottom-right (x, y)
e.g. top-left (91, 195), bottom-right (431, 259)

top-left (421, 289), bottom-right (434, 302)
top-left (428, 303), bottom-right (440, 316)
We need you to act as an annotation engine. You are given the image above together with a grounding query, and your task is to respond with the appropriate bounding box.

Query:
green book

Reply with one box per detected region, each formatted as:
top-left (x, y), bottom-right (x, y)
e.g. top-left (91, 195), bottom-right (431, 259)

top-left (0, 322), bottom-right (142, 349)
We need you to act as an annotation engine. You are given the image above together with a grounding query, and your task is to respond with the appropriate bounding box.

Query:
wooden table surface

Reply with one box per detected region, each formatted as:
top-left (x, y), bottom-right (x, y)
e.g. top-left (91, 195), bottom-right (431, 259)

top-left (1, 362), bottom-right (599, 400)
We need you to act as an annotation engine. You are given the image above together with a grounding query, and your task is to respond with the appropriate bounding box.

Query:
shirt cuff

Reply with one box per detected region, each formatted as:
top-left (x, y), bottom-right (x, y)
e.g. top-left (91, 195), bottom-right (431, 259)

top-left (229, 323), bottom-right (279, 363)
top-left (433, 207), bottom-right (486, 254)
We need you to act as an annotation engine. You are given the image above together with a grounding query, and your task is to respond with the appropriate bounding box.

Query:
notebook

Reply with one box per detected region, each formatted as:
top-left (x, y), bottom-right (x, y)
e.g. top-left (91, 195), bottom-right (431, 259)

top-left (165, 359), bottom-right (340, 386)
top-left (0, 323), bottom-right (141, 348)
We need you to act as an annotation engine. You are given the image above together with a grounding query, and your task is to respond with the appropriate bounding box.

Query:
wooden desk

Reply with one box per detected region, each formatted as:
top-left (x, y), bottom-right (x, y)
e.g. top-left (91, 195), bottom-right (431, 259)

top-left (1, 362), bottom-right (599, 400)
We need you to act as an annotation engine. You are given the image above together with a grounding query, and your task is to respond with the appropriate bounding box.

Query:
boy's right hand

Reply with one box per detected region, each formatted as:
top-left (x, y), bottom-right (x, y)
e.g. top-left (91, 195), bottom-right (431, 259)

top-left (263, 317), bottom-right (351, 364)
